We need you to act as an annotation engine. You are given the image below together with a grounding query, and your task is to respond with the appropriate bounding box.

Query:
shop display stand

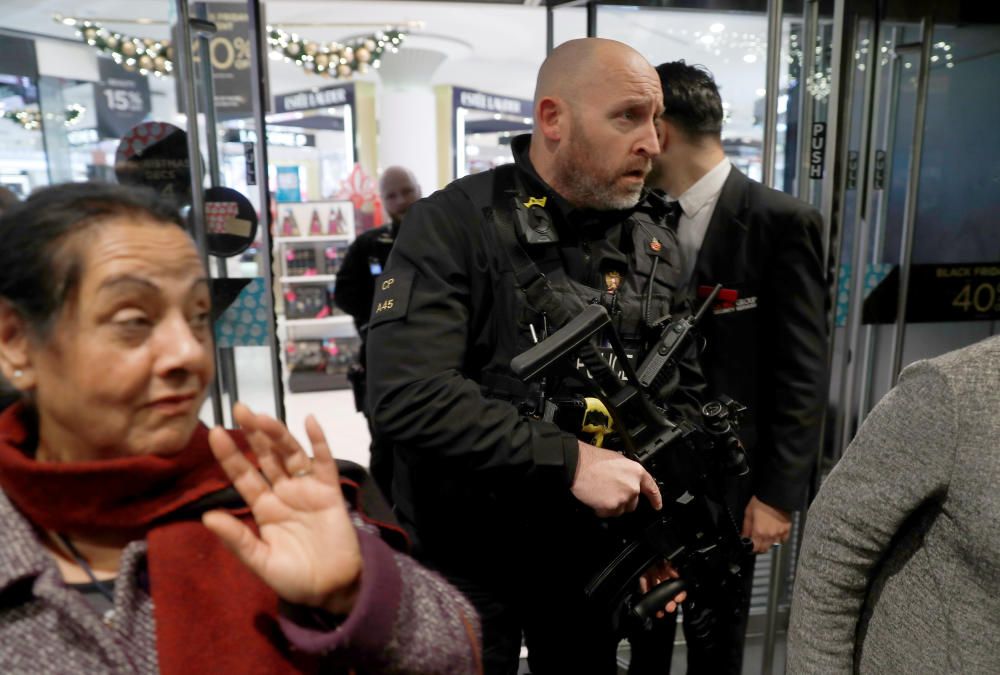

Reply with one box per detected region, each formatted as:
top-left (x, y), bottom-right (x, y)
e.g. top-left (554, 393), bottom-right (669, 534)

top-left (276, 200), bottom-right (360, 393)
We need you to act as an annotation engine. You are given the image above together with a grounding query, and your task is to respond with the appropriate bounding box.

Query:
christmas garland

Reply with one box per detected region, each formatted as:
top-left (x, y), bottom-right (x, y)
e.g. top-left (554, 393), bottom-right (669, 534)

top-left (57, 16), bottom-right (174, 77)
top-left (55, 15), bottom-right (405, 80)
top-left (267, 26), bottom-right (404, 78)
top-left (2, 104), bottom-right (85, 131)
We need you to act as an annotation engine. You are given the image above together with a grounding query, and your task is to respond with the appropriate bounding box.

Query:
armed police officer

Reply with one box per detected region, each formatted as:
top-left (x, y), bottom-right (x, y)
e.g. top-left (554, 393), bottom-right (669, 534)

top-left (334, 166), bottom-right (421, 501)
top-left (366, 38), bottom-right (703, 675)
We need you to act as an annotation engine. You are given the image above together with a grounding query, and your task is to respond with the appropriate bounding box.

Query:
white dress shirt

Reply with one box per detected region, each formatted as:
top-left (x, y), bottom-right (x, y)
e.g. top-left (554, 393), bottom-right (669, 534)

top-left (668, 157), bottom-right (732, 288)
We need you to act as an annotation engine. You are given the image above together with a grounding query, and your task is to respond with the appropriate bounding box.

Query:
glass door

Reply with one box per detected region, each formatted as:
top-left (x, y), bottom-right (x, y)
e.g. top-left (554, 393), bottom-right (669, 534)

top-left (834, 11), bottom-right (1000, 464)
top-left (168, 0), bottom-right (284, 427)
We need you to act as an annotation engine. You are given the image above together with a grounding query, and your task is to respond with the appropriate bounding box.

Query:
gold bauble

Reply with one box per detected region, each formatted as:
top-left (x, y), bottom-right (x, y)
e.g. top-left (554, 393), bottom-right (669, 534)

top-left (337, 64), bottom-right (352, 78)
top-left (356, 47), bottom-right (370, 63)
top-left (154, 56), bottom-right (167, 71)
top-left (139, 55), bottom-right (154, 70)
top-left (143, 38), bottom-right (155, 48)
top-left (122, 41), bottom-right (137, 56)
top-left (305, 42), bottom-right (318, 56)
top-left (314, 53), bottom-right (329, 67)
top-left (364, 39), bottom-right (376, 51)
top-left (287, 42), bottom-right (300, 57)
top-left (105, 36), bottom-right (118, 50)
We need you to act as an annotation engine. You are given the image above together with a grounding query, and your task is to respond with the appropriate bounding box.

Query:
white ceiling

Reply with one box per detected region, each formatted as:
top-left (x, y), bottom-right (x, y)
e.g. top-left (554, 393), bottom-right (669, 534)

top-left (1, 1), bottom-right (775, 136)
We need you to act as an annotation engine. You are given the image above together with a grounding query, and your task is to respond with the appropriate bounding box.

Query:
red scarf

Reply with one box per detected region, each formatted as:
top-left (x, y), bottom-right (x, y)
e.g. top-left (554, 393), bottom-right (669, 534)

top-left (0, 403), bottom-right (321, 674)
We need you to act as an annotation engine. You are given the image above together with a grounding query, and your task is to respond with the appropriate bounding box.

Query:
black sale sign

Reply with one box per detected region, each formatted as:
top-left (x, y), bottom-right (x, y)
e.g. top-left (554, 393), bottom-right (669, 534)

top-left (863, 262), bottom-right (1000, 324)
top-left (96, 58), bottom-right (151, 139)
top-left (194, 2), bottom-right (254, 119)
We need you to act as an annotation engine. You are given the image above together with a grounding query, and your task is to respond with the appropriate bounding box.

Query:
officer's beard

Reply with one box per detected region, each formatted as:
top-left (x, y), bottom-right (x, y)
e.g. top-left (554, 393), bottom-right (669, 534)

top-left (553, 117), bottom-right (649, 211)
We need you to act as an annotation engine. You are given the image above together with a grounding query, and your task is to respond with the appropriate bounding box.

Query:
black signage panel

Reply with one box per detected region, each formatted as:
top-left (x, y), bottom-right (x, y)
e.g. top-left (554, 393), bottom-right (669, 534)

top-left (809, 122), bottom-right (826, 179)
top-left (114, 122), bottom-right (193, 204)
top-left (204, 185), bottom-right (258, 257)
top-left (0, 36), bottom-right (39, 111)
top-left (243, 142), bottom-right (256, 186)
top-left (194, 2), bottom-right (254, 119)
top-left (873, 149), bottom-right (887, 190)
top-left (863, 262), bottom-right (1000, 324)
top-left (0, 36), bottom-right (38, 80)
top-left (96, 58), bottom-right (151, 139)
top-left (275, 84), bottom-right (354, 113)
top-left (222, 128), bottom-right (316, 147)
top-left (453, 87), bottom-right (532, 118)
top-left (847, 151), bottom-right (859, 190)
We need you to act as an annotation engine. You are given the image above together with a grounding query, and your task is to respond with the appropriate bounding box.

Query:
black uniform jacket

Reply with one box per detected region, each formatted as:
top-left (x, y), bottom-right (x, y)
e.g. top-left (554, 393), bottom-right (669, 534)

top-left (333, 221), bottom-right (398, 334)
top-left (692, 168), bottom-right (829, 513)
top-left (365, 137), bottom-right (701, 560)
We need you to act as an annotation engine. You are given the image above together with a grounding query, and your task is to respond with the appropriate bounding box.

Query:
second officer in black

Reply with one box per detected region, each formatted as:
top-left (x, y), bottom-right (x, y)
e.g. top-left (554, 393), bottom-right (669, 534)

top-left (366, 38), bottom-right (702, 675)
top-left (334, 166), bottom-right (421, 500)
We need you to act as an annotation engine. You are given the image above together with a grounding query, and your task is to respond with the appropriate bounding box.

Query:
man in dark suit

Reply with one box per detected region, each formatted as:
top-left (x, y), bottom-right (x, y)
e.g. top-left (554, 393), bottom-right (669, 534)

top-left (631, 61), bottom-right (829, 673)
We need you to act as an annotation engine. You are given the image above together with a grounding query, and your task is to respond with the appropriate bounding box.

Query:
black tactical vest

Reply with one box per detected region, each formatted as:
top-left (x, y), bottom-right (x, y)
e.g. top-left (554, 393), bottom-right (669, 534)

top-left (456, 164), bottom-right (687, 408)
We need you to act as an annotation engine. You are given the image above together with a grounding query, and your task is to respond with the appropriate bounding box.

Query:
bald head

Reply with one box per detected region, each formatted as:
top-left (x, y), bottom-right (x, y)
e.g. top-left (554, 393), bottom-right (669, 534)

top-left (379, 166), bottom-right (421, 222)
top-left (534, 38), bottom-right (657, 112)
top-left (529, 38), bottom-right (663, 210)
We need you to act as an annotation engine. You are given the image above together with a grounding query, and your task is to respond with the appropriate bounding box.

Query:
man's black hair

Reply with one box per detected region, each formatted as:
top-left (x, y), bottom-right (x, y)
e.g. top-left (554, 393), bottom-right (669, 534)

top-left (655, 60), bottom-right (724, 140)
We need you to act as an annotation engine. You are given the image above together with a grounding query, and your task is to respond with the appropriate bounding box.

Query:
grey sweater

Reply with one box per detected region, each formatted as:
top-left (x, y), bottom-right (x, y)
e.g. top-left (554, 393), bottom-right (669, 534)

top-left (788, 336), bottom-right (1000, 673)
top-left (0, 488), bottom-right (482, 674)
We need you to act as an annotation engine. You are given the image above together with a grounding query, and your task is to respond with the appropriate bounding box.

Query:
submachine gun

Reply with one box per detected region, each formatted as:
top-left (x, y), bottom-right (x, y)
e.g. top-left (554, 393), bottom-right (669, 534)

top-left (510, 285), bottom-right (753, 638)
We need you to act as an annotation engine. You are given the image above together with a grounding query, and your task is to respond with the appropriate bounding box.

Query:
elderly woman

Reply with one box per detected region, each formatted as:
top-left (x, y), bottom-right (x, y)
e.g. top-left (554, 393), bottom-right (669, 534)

top-left (0, 183), bottom-right (481, 674)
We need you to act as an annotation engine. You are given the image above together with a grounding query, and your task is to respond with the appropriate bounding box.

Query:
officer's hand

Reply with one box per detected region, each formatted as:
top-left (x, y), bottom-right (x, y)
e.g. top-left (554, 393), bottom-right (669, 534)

top-left (639, 559), bottom-right (687, 618)
top-left (571, 442), bottom-right (663, 517)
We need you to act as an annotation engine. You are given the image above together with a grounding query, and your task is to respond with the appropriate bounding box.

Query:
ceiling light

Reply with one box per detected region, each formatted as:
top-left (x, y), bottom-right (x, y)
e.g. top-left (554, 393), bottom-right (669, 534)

top-left (743, 53), bottom-right (757, 64)
top-left (710, 23), bottom-right (725, 33)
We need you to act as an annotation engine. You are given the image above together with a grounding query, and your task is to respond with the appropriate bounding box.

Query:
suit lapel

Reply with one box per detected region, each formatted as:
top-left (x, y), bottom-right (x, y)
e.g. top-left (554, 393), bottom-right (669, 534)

top-left (693, 168), bottom-right (751, 288)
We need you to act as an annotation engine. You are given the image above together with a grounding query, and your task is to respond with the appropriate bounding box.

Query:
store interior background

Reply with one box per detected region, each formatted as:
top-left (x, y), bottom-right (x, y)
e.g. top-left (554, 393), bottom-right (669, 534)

top-left (3, 1), bottom-right (998, 672)
top-left (1, 0), bottom-right (782, 467)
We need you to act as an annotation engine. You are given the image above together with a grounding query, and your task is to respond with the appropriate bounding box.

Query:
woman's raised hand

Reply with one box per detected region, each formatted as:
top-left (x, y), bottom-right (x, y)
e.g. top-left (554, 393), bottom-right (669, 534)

top-left (203, 403), bottom-right (362, 614)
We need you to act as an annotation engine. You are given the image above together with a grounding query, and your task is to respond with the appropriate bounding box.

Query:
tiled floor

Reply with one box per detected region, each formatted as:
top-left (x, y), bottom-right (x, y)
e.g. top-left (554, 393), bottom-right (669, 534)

top-left (200, 346), bottom-right (373, 468)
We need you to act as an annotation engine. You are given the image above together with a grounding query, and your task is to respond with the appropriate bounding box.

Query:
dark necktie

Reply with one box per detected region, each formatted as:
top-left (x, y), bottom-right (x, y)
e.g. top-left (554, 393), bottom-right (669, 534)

top-left (665, 200), bottom-right (684, 231)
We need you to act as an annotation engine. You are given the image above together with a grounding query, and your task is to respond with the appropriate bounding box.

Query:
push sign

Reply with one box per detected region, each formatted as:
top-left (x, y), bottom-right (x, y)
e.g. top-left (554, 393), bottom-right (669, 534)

top-left (809, 122), bottom-right (826, 179)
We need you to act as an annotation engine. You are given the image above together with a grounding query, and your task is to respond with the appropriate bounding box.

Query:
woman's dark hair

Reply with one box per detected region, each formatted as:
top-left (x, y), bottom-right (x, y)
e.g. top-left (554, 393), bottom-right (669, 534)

top-left (655, 60), bottom-right (724, 140)
top-left (0, 181), bottom-right (185, 336)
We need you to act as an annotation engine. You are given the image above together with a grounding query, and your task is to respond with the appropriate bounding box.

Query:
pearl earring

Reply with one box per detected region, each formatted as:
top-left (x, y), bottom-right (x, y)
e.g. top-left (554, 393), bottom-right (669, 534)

top-left (12, 370), bottom-right (22, 378)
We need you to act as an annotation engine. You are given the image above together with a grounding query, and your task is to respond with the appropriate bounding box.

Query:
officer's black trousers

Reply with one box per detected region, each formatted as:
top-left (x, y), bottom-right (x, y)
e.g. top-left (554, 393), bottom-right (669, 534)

top-left (439, 562), bottom-right (621, 675)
